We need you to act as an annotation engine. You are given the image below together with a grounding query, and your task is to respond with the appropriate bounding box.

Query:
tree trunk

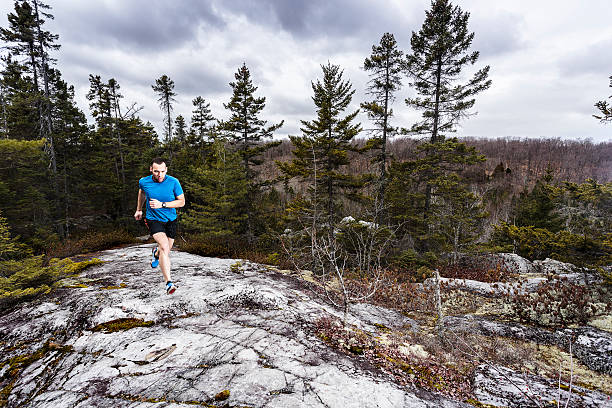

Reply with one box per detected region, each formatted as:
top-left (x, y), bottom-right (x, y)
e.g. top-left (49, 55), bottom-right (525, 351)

top-left (434, 268), bottom-right (444, 338)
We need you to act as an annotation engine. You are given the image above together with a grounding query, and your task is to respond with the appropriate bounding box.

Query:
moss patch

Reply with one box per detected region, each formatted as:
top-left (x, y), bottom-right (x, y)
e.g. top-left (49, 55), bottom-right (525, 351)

top-left (0, 257), bottom-right (103, 309)
top-left (214, 389), bottom-right (230, 401)
top-left (0, 341), bottom-right (73, 405)
top-left (90, 318), bottom-right (154, 333)
top-left (100, 283), bottom-right (127, 290)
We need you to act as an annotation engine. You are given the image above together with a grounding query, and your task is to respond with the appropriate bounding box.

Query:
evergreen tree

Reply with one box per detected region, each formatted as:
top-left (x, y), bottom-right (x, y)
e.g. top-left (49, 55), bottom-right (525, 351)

top-left (190, 95), bottom-right (215, 143)
top-left (0, 210), bottom-right (21, 261)
top-left (391, 0), bottom-right (491, 257)
top-left (48, 68), bottom-right (89, 235)
top-left (594, 75), bottom-right (612, 124)
top-left (1, 1), bottom-right (41, 130)
top-left (513, 169), bottom-right (564, 233)
top-left (361, 33), bottom-right (403, 215)
top-left (386, 137), bottom-right (485, 257)
top-left (220, 63), bottom-right (283, 240)
top-left (152, 74), bottom-right (176, 142)
top-left (405, 0), bottom-right (491, 143)
top-left (0, 55), bottom-right (38, 140)
top-left (174, 114), bottom-right (187, 144)
top-left (277, 62), bottom-right (362, 225)
top-left (182, 139), bottom-right (248, 236)
top-left (0, 138), bottom-right (54, 250)
top-left (86, 74), bottom-right (111, 127)
top-left (0, 0), bottom-right (60, 170)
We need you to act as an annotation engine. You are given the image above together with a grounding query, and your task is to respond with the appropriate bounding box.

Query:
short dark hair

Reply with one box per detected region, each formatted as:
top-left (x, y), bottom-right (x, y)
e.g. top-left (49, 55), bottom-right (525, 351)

top-left (151, 157), bottom-right (166, 166)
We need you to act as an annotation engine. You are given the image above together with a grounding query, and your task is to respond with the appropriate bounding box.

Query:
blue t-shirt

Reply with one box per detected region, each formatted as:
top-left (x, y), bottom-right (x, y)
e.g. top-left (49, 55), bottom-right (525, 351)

top-left (139, 175), bottom-right (184, 222)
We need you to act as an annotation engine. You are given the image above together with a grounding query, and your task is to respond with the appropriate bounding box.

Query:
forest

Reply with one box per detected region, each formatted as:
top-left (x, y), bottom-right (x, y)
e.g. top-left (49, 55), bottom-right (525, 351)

top-left (0, 0), bottom-right (611, 310)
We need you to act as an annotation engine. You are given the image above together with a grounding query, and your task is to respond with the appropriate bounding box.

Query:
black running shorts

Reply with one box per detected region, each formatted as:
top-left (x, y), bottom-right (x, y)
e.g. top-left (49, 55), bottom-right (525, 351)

top-left (144, 219), bottom-right (177, 239)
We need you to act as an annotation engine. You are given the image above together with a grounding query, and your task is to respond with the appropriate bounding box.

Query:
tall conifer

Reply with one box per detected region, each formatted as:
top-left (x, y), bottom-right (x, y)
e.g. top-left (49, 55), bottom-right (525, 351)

top-left (278, 62), bottom-right (362, 225)
top-left (361, 33), bottom-right (404, 220)
top-left (220, 63), bottom-right (283, 241)
top-left (152, 74), bottom-right (176, 142)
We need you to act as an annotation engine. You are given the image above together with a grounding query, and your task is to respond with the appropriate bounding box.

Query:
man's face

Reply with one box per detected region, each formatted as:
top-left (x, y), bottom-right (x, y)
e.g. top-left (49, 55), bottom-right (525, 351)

top-left (150, 162), bottom-right (167, 182)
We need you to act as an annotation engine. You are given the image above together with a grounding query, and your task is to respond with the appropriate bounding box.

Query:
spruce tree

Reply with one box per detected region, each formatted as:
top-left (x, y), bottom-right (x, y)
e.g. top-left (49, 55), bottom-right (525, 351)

top-left (278, 62), bottom-right (362, 225)
top-left (152, 74), bottom-right (176, 142)
top-left (361, 33), bottom-right (403, 215)
top-left (0, 56), bottom-right (38, 140)
top-left (174, 115), bottom-right (187, 144)
top-left (386, 138), bottom-right (485, 256)
top-left (1, 0), bottom-right (60, 170)
top-left (182, 139), bottom-right (248, 236)
top-left (220, 63), bottom-right (283, 241)
top-left (48, 68), bottom-right (88, 235)
top-left (190, 96), bottom-right (215, 143)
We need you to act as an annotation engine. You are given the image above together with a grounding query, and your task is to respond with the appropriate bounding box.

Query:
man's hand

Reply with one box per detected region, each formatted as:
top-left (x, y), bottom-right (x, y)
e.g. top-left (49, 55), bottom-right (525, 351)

top-left (134, 210), bottom-right (143, 220)
top-left (149, 198), bottom-right (163, 209)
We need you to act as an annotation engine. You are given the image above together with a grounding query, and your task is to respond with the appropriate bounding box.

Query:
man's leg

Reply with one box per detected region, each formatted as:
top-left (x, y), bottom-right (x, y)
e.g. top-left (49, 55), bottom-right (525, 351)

top-left (152, 232), bottom-right (172, 283)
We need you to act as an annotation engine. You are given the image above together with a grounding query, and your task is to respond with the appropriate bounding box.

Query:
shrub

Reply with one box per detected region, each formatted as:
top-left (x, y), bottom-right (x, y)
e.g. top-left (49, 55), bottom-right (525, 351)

top-left (493, 222), bottom-right (612, 270)
top-left (439, 255), bottom-right (514, 282)
top-left (46, 229), bottom-right (137, 259)
top-left (180, 234), bottom-right (245, 258)
top-left (504, 277), bottom-right (611, 327)
top-left (0, 257), bottom-right (103, 312)
top-left (313, 315), bottom-right (472, 399)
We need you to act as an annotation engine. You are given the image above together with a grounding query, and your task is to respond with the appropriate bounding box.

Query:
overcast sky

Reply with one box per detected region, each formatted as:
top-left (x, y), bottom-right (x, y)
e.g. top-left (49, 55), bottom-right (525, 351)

top-left (2, 0), bottom-right (611, 142)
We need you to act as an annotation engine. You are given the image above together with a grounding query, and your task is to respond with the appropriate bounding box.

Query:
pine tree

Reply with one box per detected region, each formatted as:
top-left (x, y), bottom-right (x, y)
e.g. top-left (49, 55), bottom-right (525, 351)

top-left (220, 63), bottom-right (283, 240)
top-left (152, 74), bottom-right (176, 142)
top-left (361, 33), bottom-right (403, 214)
top-left (1, 1), bottom-right (41, 135)
top-left (277, 62), bottom-right (362, 225)
top-left (405, 0), bottom-right (491, 143)
top-left (594, 75), bottom-right (612, 124)
top-left (394, 0), bottom-right (491, 256)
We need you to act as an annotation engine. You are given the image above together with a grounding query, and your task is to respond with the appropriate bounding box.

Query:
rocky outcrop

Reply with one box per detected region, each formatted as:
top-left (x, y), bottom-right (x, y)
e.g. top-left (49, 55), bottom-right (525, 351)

top-left (443, 316), bottom-right (612, 375)
top-left (473, 364), bottom-right (610, 408)
top-left (0, 245), bottom-right (465, 408)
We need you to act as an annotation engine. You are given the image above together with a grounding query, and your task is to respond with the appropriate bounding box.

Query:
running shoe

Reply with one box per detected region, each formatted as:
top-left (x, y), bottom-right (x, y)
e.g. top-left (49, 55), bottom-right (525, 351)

top-left (166, 281), bottom-right (176, 295)
top-left (151, 247), bottom-right (159, 268)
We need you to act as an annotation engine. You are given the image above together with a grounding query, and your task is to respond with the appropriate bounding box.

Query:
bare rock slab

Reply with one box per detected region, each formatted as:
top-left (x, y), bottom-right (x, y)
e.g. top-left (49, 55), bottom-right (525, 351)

top-left (0, 245), bottom-right (466, 408)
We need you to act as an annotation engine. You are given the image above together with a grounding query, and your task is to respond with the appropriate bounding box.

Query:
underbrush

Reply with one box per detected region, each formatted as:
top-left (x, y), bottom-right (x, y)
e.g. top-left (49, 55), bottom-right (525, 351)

top-left (180, 234), bottom-right (295, 269)
top-left (439, 255), bottom-right (514, 282)
top-left (504, 277), bottom-right (611, 327)
top-left (0, 257), bottom-right (103, 312)
top-left (45, 229), bottom-right (138, 260)
top-left (314, 315), bottom-right (473, 400)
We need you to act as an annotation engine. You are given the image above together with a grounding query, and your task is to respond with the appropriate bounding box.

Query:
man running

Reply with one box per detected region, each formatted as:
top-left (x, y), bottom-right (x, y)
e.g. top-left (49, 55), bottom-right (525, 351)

top-left (134, 157), bottom-right (185, 294)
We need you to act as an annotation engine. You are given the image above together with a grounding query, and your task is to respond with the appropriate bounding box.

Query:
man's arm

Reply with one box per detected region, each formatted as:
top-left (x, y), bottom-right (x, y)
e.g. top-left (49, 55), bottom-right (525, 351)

top-left (149, 194), bottom-right (185, 209)
top-left (134, 189), bottom-right (146, 220)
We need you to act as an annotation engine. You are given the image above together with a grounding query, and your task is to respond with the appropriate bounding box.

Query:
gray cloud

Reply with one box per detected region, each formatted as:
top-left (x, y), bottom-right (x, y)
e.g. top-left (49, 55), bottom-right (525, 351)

top-left (50, 0), bottom-right (224, 52)
top-left (469, 10), bottom-right (525, 59)
top-left (1, 0), bottom-right (610, 142)
top-left (559, 37), bottom-right (612, 77)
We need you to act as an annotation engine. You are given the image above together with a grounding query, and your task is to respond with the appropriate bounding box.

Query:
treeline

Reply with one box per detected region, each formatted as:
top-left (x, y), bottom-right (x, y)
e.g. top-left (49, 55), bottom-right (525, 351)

top-left (0, 0), bottom-right (610, 283)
